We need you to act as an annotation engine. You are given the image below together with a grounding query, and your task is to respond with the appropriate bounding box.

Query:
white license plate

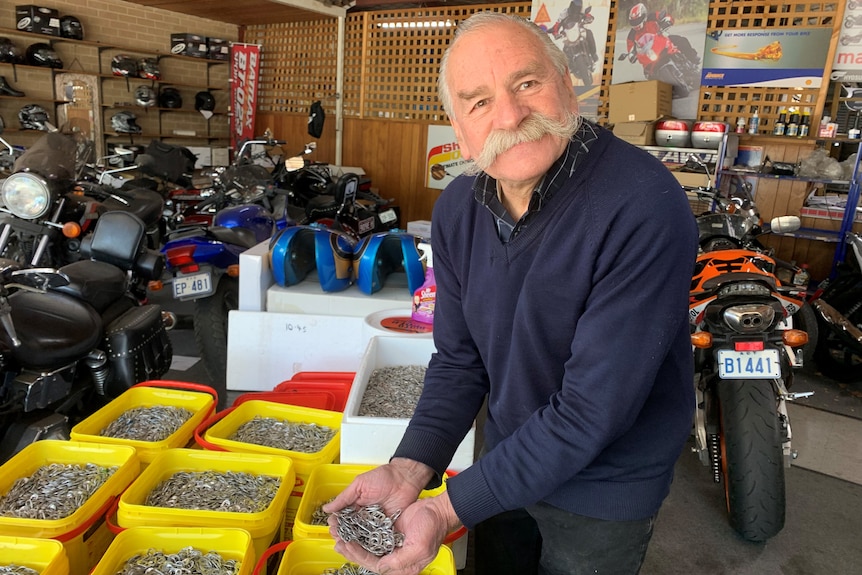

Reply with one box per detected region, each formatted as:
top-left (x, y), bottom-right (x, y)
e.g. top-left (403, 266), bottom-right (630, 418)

top-left (172, 271), bottom-right (213, 299)
top-left (718, 349), bottom-right (781, 379)
top-left (378, 208), bottom-right (398, 224)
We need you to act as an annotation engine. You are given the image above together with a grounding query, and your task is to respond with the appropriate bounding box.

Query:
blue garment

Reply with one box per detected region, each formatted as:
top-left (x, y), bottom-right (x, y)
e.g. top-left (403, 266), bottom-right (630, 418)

top-left (392, 122), bottom-right (699, 528)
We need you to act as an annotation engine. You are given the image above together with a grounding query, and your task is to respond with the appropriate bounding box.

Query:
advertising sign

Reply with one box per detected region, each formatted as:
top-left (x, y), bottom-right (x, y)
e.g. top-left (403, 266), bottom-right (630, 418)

top-left (701, 28), bottom-right (831, 88)
top-left (832, 0), bottom-right (862, 81)
top-left (230, 43), bottom-right (261, 152)
top-left (425, 125), bottom-right (467, 190)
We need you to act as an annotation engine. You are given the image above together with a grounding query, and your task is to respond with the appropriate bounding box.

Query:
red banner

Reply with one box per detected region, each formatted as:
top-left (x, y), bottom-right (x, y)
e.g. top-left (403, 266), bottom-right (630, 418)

top-left (230, 43), bottom-right (261, 154)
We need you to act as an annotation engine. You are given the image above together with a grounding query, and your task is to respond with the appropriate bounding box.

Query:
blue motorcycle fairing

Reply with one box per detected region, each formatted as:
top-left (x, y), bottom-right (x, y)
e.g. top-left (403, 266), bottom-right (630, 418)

top-left (353, 231), bottom-right (425, 295)
top-left (213, 204), bottom-right (275, 244)
top-left (269, 224), bottom-right (356, 292)
top-left (162, 235), bottom-right (248, 270)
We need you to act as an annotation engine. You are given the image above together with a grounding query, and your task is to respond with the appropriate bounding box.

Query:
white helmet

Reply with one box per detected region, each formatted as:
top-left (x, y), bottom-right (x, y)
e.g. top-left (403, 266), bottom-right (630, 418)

top-left (135, 85), bottom-right (156, 107)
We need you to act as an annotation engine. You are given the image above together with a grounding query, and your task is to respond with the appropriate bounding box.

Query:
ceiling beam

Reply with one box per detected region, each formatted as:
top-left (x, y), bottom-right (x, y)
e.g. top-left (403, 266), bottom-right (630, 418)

top-left (268, 0), bottom-right (354, 18)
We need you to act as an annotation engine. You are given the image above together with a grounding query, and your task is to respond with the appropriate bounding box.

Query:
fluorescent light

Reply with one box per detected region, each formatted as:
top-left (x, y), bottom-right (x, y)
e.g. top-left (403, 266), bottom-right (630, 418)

top-left (377, 20), bottom-right (453, 29)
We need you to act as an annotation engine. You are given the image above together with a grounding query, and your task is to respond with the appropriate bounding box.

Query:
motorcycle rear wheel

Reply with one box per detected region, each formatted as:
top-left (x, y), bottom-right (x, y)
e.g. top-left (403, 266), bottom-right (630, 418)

top-left (193, 275), bottom-right (238, 410)
top-left (718, 378), bottom-right (786, 542)
top-left (814, 288), bottom-right (862, 382)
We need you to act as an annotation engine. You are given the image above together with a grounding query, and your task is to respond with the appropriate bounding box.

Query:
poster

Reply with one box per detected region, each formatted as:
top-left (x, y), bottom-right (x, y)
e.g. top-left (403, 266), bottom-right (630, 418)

top-left (832, 0), bottom-right (862, 82)
top-left (701, 28), bottom-right (831, 88)
top-left (531, 1), bottom-right (612, 121)
top-left (425, 125), bottom-right (466, 190)
top-left (611, 0), bottom-right (709, 121)
top-left (230, 43), bottom-right (261, 153)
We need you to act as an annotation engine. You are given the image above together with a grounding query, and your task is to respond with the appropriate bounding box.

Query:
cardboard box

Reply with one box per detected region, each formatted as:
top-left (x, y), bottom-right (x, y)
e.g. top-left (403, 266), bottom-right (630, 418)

top-left (613, 120), bottom-right (657, 146)
top-left (15, 5), bottom-right (60, 36)
top-left (207, 37), bottom-right (230, 61)
top-left (170, 33), bottom-right (208, 58)
top-left (609, 80), bottom-right (673, 125)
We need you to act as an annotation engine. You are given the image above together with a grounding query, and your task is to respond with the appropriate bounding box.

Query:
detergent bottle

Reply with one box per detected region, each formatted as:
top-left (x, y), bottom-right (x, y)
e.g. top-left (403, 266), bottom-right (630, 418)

top-left (412, 242), bottom-right (436, 324)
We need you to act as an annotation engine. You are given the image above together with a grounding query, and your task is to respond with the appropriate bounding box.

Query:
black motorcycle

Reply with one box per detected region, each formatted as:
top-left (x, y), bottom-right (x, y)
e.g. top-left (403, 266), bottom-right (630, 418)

top-left (0, 132), bottom-right (164, 267)
top-left (0, 210), bottom-right (173, 463)
top-left (552, 6), bottom-right (599, 87)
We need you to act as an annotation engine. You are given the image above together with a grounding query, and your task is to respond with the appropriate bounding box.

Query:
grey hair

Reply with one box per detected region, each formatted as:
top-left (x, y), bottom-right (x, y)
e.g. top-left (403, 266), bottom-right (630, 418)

top-left (437, 12), bottom-right (570, 118)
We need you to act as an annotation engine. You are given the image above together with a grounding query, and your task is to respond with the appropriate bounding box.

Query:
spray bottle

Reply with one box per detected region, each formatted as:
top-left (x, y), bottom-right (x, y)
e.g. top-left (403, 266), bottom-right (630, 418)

top-left (412, 242), bottom-right (436, 324)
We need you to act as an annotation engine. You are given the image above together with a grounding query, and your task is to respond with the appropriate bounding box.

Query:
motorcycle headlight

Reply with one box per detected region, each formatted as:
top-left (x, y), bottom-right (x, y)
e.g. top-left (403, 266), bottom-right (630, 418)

top-left (1, 172), bottom-right (53, 219)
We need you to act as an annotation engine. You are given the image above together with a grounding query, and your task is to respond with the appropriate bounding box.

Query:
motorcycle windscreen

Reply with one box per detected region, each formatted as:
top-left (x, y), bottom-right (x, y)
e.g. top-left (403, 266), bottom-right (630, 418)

top-left (12, 132), bottom-right (79, 181)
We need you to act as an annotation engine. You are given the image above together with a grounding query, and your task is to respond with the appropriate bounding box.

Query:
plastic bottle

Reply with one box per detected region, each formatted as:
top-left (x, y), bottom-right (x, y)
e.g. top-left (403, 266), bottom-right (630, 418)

top-left (793, 263), bottom-right (810, 288)
top-left (411, 242), bottom-right (436, 324)
top-left (773, 107), bottom-right (787, 136)
top-left (850, 112), bottom-right (861, 140)
top-left (736, 117), bottom-right (746, 134)
top-left (798, 109), bottom-right (811, 138)
top-left (748, 108), bottom-right (759, 134)
top-left (786, 109), bottom-right (800, 137)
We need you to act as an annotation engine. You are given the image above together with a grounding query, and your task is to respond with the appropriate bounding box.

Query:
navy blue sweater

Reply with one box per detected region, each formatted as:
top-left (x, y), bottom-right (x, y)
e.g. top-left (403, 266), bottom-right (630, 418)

top-left (393, 124), bottom-right (698, 528)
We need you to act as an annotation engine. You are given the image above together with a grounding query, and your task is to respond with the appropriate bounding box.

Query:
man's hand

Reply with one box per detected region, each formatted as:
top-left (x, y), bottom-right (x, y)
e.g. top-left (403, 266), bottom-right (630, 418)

top-left (322, 458), bottom-right (435, 518)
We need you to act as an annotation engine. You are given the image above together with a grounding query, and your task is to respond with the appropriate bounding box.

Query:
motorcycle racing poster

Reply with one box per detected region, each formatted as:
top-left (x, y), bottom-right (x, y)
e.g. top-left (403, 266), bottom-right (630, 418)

top-left (831, 0), bottom-right (862, 82)
top-left (230, 43), bottom-right (261, 155)
top-left (531, 1), bottom-right (611, 121)
top-left (612, 0), bottom-right (709, 121)
top-left (426, 125), bottom-right (467, 190)
top-left (701, 28), bottom-right (831, 88)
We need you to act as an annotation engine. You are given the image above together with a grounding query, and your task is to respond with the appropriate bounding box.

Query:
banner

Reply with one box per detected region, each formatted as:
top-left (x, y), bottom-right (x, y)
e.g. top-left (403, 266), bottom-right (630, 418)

top-left (832, 0), bottom-right (862, 81)
top-left (230, 43), bottom-right (261, 153)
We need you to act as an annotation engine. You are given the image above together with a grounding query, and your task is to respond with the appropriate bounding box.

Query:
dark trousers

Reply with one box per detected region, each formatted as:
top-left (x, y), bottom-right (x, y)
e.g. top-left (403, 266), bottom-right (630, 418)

top-left (474, 503), bottom-right (655, 575)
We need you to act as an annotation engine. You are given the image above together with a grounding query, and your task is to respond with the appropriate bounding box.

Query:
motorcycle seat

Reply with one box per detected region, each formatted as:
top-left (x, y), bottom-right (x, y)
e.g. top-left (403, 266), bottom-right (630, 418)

top-left (207, 226), bottom-right (261, 249)
top-left (53, 259), bottom-right (128, 315)
top-left (97, 188), bottom-right (164, 227)
top-left (3, 289), bottom-right (102, 371)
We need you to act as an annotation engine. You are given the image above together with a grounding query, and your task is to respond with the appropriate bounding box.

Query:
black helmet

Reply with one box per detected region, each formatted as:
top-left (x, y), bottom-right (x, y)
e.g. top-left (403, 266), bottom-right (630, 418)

top-left (194, 90), bottom-right (215, 112)
top-left (111, 111), bottom-right (142, 134)
top-left (138, 57), bottom-right (160, 80)
top-left (159, 87), bottom-right (182, 109)
top-left (26, 43), bottom-right (63, 69)
top-left (134, 85), bottom-right (156, 107)
top-left (0, 38), bottom-right (23, 64)
top-left (111, 54), bottom-right (137, 77)
top-left (18, 104), bottom-right (52, 131)
top-left (59, 15), bottom-right (84, 40)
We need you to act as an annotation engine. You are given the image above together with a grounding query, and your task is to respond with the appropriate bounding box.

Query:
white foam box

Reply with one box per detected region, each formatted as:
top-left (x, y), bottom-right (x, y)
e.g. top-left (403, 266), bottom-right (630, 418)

top-left (266, 272), bottom-right (413, 317)
top-left (238, 239), bottom-right (272, 312)
top-left (341, 336), bottom-right (476, 472)
top-left (406, 220), bottom-right (432, 241)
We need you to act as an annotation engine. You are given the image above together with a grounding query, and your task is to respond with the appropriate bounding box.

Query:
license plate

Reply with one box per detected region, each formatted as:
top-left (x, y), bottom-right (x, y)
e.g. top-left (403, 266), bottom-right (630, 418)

top-left (718, 349), bottom-right (781, 379)
top-left (379, 208), bottom-right (398, 224)
top-left (172, 271), bottom-right (213, 299)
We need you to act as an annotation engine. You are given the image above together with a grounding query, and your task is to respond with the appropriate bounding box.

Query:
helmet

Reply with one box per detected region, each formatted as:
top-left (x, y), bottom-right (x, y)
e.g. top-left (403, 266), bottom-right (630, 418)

top-left (111, 54), bottom-right (137, 77)
top-left (629, 3), bottom-right (648, 28)
top-left (134, 85), bottom-right (156, 107)
top-left (26, 43), bottom-right (63, 69)
top-left (0, 37), bottom-right (23, 64)
top-left (269, 225), bottom-right (356, 292)
top-left (159, 87), bottom-right (182, 109)
top-left (18, 104), bottom-right (52, 131)
top-left (111, 111), bottom-right (142, 134)
top-left (352, 231), bottom-right (426, 295)
top-left (194, 90), bottom-right (215, 112)
top-left (59, 15), bottom-right (84, 40)
top-left (138, 57), bottom-right (160, 80)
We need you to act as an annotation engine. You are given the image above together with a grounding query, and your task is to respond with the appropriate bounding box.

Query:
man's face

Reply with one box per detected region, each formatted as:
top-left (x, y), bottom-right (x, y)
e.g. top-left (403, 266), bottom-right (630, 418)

top-left (445, 21), bottom-right (578, 185)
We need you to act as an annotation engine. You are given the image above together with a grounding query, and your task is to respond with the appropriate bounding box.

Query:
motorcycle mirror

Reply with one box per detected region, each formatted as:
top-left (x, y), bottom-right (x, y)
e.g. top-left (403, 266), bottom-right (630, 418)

top-left (617, 53), bottom-right (627, 61)
top-left (284, 155), bottom-right (305, 172)
top-left (769, 215), bottom-right (801, 234)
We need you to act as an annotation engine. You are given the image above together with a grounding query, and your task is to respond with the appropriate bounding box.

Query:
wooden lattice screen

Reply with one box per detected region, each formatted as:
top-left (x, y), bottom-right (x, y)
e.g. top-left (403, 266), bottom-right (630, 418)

top-left (247, 1), bottom-right (842, 129)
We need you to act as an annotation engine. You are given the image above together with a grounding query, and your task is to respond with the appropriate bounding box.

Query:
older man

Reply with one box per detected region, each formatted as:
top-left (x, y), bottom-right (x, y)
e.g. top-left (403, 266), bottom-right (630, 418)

top-left (325, 11), bottom-right (698, 575)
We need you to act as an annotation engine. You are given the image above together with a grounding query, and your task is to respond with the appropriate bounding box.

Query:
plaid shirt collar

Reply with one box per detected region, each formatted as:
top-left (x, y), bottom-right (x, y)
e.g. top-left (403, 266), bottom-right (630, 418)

top-left (472, 120), bottom-right (599, 242)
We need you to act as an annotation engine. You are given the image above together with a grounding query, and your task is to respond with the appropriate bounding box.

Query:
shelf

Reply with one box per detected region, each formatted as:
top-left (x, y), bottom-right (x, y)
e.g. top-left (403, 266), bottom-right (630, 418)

top-left (720, 168), bottom-right (851, 186)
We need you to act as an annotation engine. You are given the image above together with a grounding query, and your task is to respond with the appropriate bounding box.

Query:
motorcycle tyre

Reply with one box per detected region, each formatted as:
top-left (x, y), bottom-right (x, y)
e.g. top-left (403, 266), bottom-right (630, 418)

top-left (813, 288), bottom-right (862, 382)
top-left (571, 56), bottom-right (593, 87)
top-left (657, 64), bottom-right (689, 99)
top-left (718, 378), bottom-right (786, 542)
top-left (192, 276), bottom-right (238, 410)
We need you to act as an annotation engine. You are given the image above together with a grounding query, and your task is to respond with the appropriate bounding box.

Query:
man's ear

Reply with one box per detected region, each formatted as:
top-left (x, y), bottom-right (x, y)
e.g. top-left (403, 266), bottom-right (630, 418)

top-left (450, 116), bottom-right (473, 160)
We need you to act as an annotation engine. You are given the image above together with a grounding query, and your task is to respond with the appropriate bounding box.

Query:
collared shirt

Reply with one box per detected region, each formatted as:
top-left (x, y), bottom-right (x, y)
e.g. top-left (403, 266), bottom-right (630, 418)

top-left (473, 120), bottom-right (599, 242)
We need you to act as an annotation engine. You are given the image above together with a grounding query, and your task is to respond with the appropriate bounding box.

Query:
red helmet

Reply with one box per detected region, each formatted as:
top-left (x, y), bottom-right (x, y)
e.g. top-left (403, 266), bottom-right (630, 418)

top-left (629, 3), bottom-right (648, 29)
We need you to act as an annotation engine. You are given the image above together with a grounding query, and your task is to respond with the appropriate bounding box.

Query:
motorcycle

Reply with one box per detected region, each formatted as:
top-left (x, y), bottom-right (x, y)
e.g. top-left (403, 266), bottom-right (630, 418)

top-left (617, 19), bottom-right (699, 98)
top-left (550, 6), bottom-right (598, 87)
top-left (0, 210), bottom-right (173, 463)
top-left (841, 32), bottom-right (862, 45)
top-left (846, 14), bottom-right (862, 28)
top-left (0, 132), bottom-right (164, 267)
top-left (809, 231), bottom-right (862, 382)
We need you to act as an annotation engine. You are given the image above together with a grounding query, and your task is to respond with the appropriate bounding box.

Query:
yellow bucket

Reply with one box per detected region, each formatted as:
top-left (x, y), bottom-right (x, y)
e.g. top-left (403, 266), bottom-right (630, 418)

top-left (0, 535), bottom-right (68, 575)
top-left (0, 441), bottom-right (140, 575)
top-left (70, 381), bottom-right (216, 466)
top-left (272, 538), bottom-right (455, 575)
top-left (90, 527), bottom-right (254, 575)
top-left (116, 448), bottom-right (294, 559)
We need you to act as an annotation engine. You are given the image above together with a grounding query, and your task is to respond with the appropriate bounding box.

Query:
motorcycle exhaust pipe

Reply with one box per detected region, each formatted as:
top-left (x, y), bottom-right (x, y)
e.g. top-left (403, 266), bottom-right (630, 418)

top-left (812, 299), bottom-right (862, 346)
